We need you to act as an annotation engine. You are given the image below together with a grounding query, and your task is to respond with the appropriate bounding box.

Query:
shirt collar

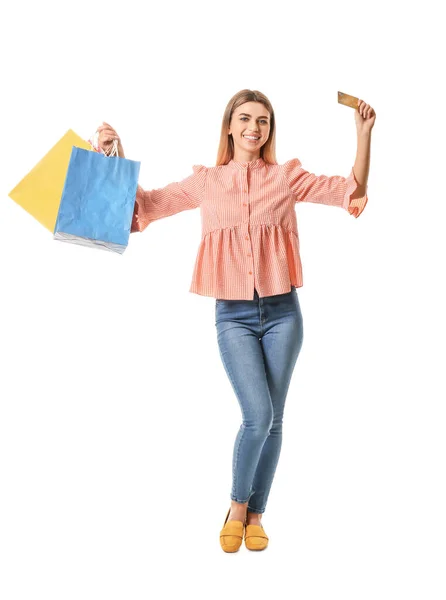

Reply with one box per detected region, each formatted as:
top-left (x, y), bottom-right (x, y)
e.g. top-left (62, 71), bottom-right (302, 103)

top-left (228, 157), bottom-right (265, 171)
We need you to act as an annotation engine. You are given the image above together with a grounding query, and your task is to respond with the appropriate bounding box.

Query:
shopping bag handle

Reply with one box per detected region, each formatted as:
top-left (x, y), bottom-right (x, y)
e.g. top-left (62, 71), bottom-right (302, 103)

top-left (88, 131), bottom-right (119, 157)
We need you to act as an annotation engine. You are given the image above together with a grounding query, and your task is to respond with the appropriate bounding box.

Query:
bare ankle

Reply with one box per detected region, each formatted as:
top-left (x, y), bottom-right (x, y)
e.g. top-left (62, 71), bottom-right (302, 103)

top-left (229, 500), bottom-right (248, 520)
top-left (246, 511), bottom-right (262, 523)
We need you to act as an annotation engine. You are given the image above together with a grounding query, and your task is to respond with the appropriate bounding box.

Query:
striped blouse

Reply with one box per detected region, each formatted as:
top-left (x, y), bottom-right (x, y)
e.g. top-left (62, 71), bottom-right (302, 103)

top-left (130, 157), bottom-right (368, 300)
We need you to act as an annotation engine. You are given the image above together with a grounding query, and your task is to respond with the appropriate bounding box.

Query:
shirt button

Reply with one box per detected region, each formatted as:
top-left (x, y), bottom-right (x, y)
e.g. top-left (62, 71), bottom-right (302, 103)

top-left (243, 203), bottom-right (247, 206)
top-left (247, 253), bottom-right (251, 257)
top-left (245, 236), bottom-right (249, 240)
top-left (249, 271), bottom-right (252, 275)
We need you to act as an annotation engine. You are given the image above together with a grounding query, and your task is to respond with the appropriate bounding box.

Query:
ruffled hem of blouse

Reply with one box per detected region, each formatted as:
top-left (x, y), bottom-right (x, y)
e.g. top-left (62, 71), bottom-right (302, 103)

top-left (343, 167), bottom-right (368, 218)
top-left (190, 224), bottom-right (302, 298)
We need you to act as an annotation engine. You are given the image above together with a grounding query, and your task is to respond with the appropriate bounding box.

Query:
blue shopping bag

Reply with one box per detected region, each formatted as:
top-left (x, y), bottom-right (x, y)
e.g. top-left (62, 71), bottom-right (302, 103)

top-left (54, 146), bottom-right (141, 254)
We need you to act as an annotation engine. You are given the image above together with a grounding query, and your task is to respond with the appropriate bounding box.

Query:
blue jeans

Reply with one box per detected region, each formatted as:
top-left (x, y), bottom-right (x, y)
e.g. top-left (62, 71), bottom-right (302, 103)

top-left (215, 286), bottom-right (304, 514)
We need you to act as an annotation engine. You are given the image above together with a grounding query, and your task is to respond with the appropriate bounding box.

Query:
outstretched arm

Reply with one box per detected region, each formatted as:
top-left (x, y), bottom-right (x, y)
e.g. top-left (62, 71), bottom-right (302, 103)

top-left (94, 123), bottom-right (207, 233)
top-left (130, 165), bottom-right (208, 233)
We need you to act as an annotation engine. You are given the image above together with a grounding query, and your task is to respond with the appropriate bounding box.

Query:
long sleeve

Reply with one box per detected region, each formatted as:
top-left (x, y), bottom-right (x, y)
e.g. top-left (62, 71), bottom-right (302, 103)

top-left (130, 164), bottom-right (208, 233)
top-left (282, 158), bottom-right (368, 218)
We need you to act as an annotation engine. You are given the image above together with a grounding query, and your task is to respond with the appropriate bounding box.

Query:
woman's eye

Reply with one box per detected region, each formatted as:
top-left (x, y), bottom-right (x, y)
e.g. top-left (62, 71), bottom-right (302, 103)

top-left (240, 117), bottom-right (268, 124)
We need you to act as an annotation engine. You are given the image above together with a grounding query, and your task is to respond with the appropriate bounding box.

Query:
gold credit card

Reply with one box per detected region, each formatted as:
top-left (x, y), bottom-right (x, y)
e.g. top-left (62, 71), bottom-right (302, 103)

top-left (338, 91), bottom-right (359, 109)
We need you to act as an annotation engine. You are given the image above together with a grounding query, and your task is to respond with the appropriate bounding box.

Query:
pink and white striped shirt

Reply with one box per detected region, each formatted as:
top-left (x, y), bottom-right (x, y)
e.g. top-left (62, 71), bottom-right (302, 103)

top-left (131, 157), bottom-right (368, 300)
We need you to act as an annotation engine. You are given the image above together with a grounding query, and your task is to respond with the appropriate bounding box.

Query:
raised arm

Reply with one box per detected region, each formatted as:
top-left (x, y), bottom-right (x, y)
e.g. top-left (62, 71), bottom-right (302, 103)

top-left (281, 99), bottom-right (376, 219)
top-left (282, 157), bottom-right (368, 218)
top-left (131, 164), bottom-right (208, 233)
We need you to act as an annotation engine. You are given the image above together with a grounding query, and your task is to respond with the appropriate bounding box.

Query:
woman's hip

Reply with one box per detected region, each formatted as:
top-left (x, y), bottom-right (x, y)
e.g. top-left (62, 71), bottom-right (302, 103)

top-left (215, 286), bottom-right (302, 335)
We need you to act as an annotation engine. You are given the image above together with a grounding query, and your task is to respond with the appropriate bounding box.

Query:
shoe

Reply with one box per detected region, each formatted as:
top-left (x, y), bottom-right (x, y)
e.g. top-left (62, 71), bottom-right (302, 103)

top-left (244, 520), bottom-right (269, 551)
top-left (219, 508), bottom-right (245, 553)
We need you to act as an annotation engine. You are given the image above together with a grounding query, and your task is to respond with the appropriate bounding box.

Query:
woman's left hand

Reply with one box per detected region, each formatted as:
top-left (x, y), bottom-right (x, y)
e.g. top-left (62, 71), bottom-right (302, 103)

top-left (355, 99), bottom-right (376, 135)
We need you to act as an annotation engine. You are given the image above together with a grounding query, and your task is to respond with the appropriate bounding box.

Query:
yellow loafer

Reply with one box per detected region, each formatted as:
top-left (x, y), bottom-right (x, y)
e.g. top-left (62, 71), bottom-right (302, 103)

top-left (219, 508), bottom-right (245, 553)
top-left (244, 522), bottom-right (269, 551)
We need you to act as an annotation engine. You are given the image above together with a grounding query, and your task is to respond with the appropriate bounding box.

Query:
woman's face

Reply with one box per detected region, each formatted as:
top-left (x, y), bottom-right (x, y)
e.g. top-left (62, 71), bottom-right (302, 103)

top-left (228, 101), bottom-right (271, 160)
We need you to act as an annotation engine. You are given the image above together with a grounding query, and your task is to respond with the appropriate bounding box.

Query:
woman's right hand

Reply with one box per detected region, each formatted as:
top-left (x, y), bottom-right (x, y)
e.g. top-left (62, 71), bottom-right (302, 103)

top-left (96, 122), bottom-right (125, 157)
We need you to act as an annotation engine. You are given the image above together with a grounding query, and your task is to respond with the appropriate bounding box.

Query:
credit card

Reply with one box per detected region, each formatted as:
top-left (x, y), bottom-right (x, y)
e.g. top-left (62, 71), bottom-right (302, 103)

top-left (338, 91), bottom-right (359, 109)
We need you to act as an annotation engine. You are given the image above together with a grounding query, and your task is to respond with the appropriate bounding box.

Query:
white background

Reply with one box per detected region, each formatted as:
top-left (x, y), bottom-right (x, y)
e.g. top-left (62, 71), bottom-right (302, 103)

top-left (1, 0), bottom-right (445, 598)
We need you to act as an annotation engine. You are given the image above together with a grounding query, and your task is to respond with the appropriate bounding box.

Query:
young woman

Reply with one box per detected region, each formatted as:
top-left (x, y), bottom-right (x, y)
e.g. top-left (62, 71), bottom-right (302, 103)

top-left (97, 89), bottom-right (375, 553)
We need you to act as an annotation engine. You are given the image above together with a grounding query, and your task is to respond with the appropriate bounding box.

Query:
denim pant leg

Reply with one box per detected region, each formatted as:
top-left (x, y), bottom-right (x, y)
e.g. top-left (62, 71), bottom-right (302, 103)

top-left (248, 288), bottom-right (304, 513)
top-left (215, 287), bottom-right (303, 511)
top-left (215, 297), bottom-right (273, 504)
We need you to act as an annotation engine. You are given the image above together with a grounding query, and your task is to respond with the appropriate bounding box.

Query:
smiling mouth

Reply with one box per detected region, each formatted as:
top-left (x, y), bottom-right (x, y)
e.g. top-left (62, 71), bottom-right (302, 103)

top-left (244, 135), bottom-right (260, 142)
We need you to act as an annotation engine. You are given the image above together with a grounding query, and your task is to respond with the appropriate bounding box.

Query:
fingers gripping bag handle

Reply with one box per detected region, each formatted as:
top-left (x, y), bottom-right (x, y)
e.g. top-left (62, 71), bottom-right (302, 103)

top-left (88, 130), bottom-right (119, 157)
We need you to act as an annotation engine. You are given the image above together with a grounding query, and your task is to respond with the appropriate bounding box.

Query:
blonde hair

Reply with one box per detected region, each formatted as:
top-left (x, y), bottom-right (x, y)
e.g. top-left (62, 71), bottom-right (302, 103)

top-left (215, 89), bottom-right (278, 166)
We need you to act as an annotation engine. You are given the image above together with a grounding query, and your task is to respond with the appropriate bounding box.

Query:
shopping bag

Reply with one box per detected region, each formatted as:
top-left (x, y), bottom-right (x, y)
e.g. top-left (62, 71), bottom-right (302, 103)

top-left (53, 143), bottom-right (140, 254)
top-left (8, 129), bottom-right (95, 232)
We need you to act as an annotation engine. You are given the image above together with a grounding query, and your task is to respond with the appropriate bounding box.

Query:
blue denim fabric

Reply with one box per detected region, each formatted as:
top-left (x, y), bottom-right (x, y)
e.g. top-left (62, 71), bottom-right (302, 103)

top-left (215, 286), bottom-right (304, 514)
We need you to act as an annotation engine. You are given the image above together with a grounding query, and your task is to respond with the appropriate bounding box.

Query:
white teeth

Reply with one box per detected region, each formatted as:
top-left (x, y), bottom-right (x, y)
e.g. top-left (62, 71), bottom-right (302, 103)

top-left (244, 135), bottom-right (260, 140)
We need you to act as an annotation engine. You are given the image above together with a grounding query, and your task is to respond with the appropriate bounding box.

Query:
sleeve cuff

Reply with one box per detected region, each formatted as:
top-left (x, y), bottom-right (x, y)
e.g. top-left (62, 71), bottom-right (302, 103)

top-left (130, 184), bottom-right (150, 233)
top-left (342, 167), bottom-right (369, 218)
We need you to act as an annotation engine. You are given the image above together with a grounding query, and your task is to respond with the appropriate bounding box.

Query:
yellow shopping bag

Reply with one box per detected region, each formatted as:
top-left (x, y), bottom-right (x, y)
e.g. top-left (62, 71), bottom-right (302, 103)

top-left (8, 129), bottom-right (95, 232)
